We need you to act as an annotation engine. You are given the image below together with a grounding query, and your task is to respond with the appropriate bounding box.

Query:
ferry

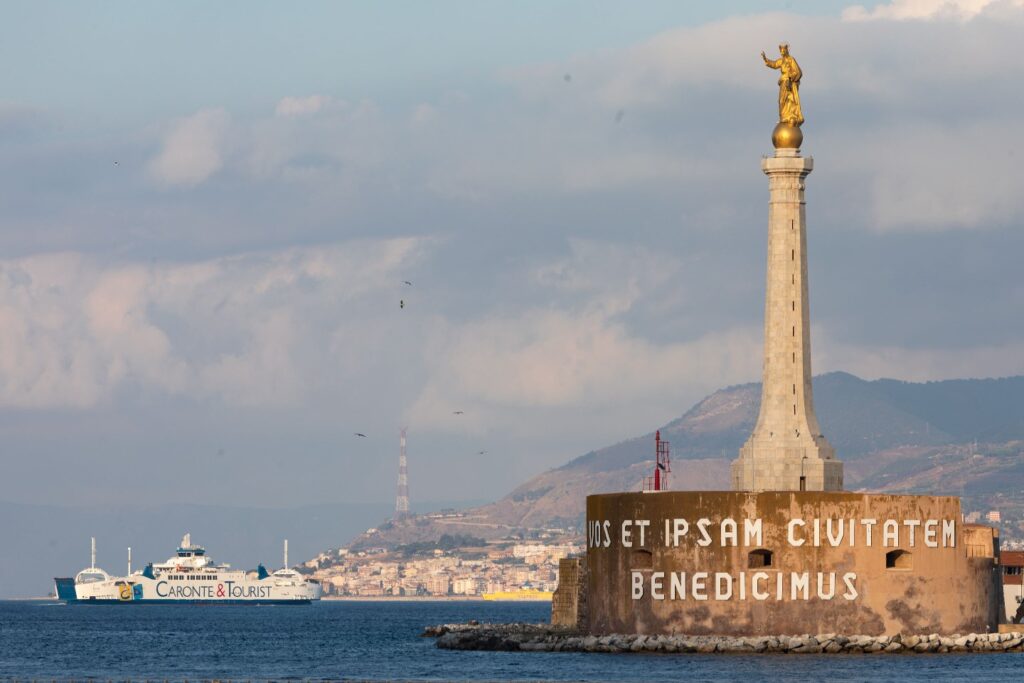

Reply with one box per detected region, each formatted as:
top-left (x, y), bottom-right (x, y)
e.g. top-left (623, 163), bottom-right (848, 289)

top-left (54, 534), bottom-right (322, 604)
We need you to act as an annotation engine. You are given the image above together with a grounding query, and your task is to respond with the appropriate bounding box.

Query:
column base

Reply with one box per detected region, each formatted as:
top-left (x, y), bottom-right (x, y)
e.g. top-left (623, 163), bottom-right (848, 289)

top-left (731, 441), bottom-right (843, 491)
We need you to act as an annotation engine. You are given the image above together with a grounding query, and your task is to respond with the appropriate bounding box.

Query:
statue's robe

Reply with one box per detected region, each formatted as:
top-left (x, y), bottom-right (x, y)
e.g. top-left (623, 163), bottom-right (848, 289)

top-left (766, 56), bottom-right (803, 126)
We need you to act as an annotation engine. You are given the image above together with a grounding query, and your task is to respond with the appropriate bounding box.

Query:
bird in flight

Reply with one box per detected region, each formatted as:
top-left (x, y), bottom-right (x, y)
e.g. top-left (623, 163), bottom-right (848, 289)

top-left (403, 280), bottom-right (413, 286)
top-left (453, 411), bottom-right (464, 415)
top-left (477, 450), bottom-right (487, 455)
top-left (400, 300), bottom-right (405, 309)
top-left (354, 433), bottom-right (367, 438)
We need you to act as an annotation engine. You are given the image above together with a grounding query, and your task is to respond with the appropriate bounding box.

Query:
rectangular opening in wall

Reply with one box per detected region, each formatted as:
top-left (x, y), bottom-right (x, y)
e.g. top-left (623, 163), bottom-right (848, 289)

top-left (748, 549), bottom-right (773, 569)
top-left (631, 549), bottom-right (653, 570)
top-left (886, 549), bottom-right (912, 570)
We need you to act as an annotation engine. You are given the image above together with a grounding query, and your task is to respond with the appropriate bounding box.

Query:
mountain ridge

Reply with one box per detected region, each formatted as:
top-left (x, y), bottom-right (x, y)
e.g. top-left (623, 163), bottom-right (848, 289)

top-left (348, 372), bottom-right (1024, 550)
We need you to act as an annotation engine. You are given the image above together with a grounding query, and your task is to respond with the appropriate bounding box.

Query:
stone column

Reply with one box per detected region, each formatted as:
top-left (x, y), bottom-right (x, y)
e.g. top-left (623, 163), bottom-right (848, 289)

top-left (731, 148), bottom-right (843, 491)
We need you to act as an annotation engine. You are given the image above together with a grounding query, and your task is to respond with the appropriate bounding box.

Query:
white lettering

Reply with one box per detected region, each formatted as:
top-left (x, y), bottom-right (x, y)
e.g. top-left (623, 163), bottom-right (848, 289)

top-left (692, 572), bottom-right (708, 600)
top-left (670, 572), bottom-right (686, 600)
top-left (904, 519), bottom-right (920, 547)
top-left (842, 572), bottom-right (858, 600)
top-left (636, 519), bottom-right (650, 547)
top-left (745, 519), bottom-right (763, 547)
top-left (942, 519), bottom-right (956, 548)
top-left (721, 518), bottom-right (738, 547)
top-left (924, 520), bottom-right (938, 548)
top-left (696, 519), bottom-right (712, 547)
top-left (651, 571), bottom-right (665, 600)
top-left (791, 572), bottom-right (809, 600)
top-left (817, 572), bottom-right (836, 600)
top-left (621, 520), bottom-right (633, 548)
top-left (715, 573), bottom-right (733, 600)
top-left (672, 519), bottom-right (689, 547)
top-left (861, 518), bottom-right (877, 546)
top-left (883, 520), bottom-right (899, 547)
top-left (631, 571), bottom-right (644, 599)
top-left (752, 572), bottom-right (769, 600)
top-left (788, 519), bottom-right (805, 546)
top-left (826, 518), bottom-right (844, 546)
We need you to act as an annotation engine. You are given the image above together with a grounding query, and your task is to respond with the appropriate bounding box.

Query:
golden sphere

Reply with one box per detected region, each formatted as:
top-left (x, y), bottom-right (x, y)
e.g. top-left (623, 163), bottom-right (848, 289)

top-left (772, 122), bottom-right (803, 149)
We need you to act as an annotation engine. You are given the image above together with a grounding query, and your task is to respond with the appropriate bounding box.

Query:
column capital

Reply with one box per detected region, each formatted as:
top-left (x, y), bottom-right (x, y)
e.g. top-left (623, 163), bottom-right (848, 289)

top-left (762, 154), bottom-right (813, 175)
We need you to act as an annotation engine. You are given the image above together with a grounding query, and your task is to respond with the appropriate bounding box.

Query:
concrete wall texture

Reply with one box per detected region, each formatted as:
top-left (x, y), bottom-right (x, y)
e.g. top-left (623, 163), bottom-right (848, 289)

top-left (586, 491), bottom-right (1000, 636)
top-left (551, 556), bottom-right (588, 629)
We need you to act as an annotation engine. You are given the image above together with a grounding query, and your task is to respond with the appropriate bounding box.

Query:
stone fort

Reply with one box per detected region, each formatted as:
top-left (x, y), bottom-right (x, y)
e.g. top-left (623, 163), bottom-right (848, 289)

top-left (552, 50), bottom-right (1001, 636)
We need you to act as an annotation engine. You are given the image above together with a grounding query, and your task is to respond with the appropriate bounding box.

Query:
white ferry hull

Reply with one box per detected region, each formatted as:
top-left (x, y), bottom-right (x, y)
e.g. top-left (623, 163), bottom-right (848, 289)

top-left (55, 534), bottom-right (322, 605)
top-left (56, 576), bottom-right (321, 604)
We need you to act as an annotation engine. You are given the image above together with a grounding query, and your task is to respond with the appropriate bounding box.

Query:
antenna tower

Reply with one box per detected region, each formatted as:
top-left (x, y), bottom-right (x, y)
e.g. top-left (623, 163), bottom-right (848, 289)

top-left (642, 430), bottom-right (671, 491)
top-left (395, 428), bottom-right (410, 518)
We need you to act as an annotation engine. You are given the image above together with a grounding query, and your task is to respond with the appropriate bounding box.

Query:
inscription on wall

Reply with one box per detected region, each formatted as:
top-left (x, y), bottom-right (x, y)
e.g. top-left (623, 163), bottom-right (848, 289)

top-left (588, 516), bottom-right (956, 603)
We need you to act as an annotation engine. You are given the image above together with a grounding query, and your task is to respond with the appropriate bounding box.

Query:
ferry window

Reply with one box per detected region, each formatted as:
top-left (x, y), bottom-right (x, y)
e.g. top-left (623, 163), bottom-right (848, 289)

top-left (886, 549), bottom-right (912, 570)
top-left (1006, 566), bottom-right (1023, 576)
top-left (748, 549), bottom-right (773, 569)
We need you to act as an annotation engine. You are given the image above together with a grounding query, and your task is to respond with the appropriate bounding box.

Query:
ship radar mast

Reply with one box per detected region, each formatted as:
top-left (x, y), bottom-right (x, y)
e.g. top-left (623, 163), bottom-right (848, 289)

top-left (284, 539), bottom-right (289, 569)
top-left (90, 537), bottom-right (96, 569)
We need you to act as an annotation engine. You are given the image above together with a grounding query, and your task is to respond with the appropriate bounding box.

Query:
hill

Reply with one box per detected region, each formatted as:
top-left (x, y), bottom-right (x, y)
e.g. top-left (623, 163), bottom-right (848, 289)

top-left (347, 372), bottom-right (1024, 550)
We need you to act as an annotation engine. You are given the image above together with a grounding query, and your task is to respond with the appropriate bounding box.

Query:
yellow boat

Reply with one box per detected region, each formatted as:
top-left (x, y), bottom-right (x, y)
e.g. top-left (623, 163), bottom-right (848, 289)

top-left (482, 588), bottom-right (553, 601)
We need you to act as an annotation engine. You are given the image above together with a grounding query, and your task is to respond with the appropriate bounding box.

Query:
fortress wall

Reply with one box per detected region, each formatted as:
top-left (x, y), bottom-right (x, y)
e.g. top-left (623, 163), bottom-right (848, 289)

top-left (585, 491), bottom-right (1000, 636)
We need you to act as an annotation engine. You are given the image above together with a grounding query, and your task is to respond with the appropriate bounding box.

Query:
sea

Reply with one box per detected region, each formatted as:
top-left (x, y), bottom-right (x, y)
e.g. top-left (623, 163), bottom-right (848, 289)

top-left (0, 599), bottom-right (1020, 681)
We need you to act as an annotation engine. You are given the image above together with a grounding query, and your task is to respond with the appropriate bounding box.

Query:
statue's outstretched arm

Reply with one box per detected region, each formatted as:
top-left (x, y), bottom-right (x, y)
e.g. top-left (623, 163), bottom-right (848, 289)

top-left (761, 53), bottom-right (781, 69)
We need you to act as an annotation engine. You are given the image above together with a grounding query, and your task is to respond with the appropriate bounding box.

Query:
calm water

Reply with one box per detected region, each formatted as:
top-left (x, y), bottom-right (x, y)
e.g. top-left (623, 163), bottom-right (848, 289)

top-left (0, 599), bottom-right (1021, 681)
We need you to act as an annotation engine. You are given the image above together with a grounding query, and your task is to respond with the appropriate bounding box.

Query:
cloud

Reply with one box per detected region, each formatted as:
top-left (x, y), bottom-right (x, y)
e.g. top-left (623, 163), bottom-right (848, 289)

top-left (815, 328), bottom-right (1024, 381)
top-left (120, 7), bottom-right (1024, 230)
top-left (147, 108), bottom-right (229, 187)
top-left (842, 0), bottom-right (1024, 22)
top-left (275, 95), bottom-right (332, 117)
top-left (5, 5), bottom-right (1024, 508)
top-left (409, 241), bottom-right (762, 434)
top-left (0, 238), bottom-right (427, 409)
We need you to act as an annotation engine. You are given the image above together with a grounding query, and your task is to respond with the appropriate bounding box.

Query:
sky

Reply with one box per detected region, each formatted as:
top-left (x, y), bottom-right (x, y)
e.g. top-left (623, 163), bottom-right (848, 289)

top-left (2, 0), bottom-right (1024, 511)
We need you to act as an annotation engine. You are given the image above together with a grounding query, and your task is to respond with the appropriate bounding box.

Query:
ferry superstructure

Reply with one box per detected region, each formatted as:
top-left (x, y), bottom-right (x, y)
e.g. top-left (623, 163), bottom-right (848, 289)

top-left (54, 535), bottom-right (321, 604)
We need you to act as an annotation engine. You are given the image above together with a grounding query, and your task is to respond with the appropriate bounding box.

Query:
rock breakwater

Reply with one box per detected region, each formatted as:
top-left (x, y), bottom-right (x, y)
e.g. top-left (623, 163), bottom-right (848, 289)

top-left (423, 624), bottom-right (1024, 654)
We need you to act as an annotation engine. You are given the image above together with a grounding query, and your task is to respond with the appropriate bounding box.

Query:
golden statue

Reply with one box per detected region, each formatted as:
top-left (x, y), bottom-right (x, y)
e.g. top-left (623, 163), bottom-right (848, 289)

top-left (761, 43), bottom-right (804, 149)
